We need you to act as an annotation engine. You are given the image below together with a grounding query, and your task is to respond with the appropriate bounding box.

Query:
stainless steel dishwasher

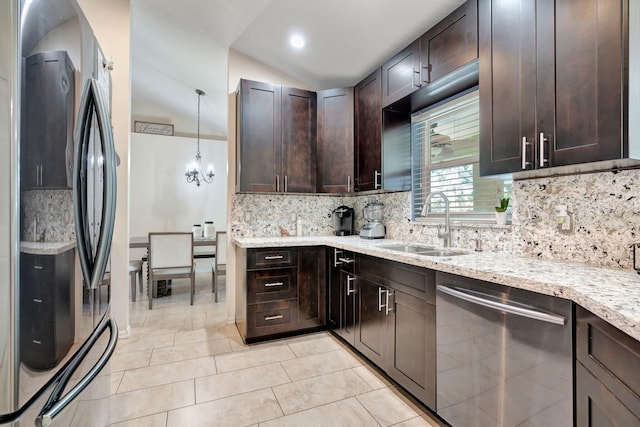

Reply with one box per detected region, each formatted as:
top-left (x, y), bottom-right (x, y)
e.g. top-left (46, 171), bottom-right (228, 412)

top-left (435, 272), bottom-right (573, 427)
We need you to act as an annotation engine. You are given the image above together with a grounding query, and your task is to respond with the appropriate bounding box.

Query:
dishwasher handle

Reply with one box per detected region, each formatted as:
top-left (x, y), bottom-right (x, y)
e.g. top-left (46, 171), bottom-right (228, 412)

top-left (436, 285), bottom-right (566, 326)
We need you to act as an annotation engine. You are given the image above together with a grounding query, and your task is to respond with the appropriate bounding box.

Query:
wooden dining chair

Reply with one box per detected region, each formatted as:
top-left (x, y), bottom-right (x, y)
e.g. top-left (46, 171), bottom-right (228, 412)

top-left (148, 232), bottom-right (194, 309)
top-left (211, 231), bottom-right (227, 302)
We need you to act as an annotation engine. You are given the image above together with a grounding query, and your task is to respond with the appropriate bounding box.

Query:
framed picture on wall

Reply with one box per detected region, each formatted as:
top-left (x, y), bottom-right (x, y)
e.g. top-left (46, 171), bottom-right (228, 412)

top-left (134, 120), bottom-right (174, 136)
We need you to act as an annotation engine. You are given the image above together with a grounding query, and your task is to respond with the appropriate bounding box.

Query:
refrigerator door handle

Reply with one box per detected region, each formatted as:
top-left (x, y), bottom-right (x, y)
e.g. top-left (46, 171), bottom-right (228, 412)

top-left (35, 317), bottom-right (118, 427)
top-left (73, 78), bottom-right (117, 290)
top-left (436, 285), bottom-right (566, 325)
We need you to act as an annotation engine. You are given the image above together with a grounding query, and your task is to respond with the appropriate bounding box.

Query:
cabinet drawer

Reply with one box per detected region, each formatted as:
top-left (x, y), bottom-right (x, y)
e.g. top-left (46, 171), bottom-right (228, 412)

top-left (247, 269), bottom-right (297, 303)
top-left (357, 254), bottom-right (435, 303)
top-left (576, 306), bottom-right (640, 416)
top-left (247, 300), bottom-right (297, 338)
top-left (247, 248), bottom-right (297, 269)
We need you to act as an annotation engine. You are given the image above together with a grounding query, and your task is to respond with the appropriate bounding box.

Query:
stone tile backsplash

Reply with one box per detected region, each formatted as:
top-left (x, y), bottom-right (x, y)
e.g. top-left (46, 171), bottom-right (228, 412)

top-left (21, 189), bottom-right (74, 242)
top-left (231, 168), bottom-right (640, 269)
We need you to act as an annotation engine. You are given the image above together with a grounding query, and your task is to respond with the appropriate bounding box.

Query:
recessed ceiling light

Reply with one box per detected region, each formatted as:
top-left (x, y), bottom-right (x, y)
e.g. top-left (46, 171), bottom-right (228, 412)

top-left (289, 34), bottom-right (305, 49)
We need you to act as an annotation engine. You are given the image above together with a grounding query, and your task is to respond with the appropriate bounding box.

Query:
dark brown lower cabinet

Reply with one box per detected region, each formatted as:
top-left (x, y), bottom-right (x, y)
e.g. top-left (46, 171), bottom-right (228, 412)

top-left (327, 247), bottom-right (357, 345)
top-left (352, 254), bottom-right (436, 409)
top-left (20, 250), bottom-right (75, 370)
top-left (576, 306), bottom-right (640, 426)
top-left (238, 246), bottom-right (326, 343)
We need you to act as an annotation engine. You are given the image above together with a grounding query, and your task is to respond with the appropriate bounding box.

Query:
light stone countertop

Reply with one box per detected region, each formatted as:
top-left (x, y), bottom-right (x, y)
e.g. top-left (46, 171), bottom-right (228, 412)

top-left (233, 235), bottom-right (640, 342)
top-left (20, 241), bottom-right (76, 255)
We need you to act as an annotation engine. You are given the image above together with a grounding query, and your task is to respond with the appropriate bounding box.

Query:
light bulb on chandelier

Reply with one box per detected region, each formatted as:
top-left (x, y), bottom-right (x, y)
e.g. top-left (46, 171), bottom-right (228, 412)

top-left (185, 89), bottom-right (214, 186)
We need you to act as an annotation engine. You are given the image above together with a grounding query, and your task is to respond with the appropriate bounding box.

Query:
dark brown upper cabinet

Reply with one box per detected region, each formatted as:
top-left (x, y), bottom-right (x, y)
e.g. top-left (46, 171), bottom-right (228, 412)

top-left (21, 51), bottom-right (75, 189)
top-left (354, 68), bottom-right (382, 192)
top-left (381, 0), bottom-right (479, 109)
top-left (381, 40), bottom-right (421, 108)
top-left (317, 87), bottom-right (355, 193)
top-left (237, 79), bottom-right (316, 193)
top-left (282, 87), bottom-right (317, 193)
top-left (479, 0), bottom-right (628, 176)
top-left (419, 0), bottom-right (478, 85)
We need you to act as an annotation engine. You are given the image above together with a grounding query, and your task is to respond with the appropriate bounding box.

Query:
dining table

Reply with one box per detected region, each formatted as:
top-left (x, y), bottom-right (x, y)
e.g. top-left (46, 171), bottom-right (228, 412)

top-left (129, 235), bottom-right (216, 249)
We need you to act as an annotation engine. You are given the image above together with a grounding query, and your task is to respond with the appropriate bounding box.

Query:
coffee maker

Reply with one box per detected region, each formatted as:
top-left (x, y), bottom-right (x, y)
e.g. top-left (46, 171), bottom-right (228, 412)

top-left (332, 206), bottom-right (354, 236)
top-left (360, 196), bottom-right (386, 239)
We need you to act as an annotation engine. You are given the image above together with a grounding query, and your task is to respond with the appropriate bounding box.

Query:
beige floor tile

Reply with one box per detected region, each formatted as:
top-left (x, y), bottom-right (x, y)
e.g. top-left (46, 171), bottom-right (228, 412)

top-left (110, 350), bottom-right (152, 373)
top-left (260, 397), bottom-right (378, 427)
top-left (280, 348), bottom-right (361, 381)
top-left (286, 332), bottom-right (343, 357)
top-left (109, 380), bottom-right (195, 425)
top-left (391, 415), bottom-right (439, 427)
top-left (115, 333), bottom-right (175, 354)
top-left (352, 365), bottom-right (392, 390)
top-left (195, 361), bottom-right (290, 403)
top-left (110, 370), bottom-right (124, 395)
top-left (357, 387), bottom-right (422, 426)
top-left (166, 388), bottom-right (283, 427)
top-left (109, 412), bottom-right (168, 427)
top-left (272, 368), bottom-right (372, 415)
top-left (117, 356), bottom-right (216, 393)
top-left (150, 338), bottom-right (231, 365)
top-left (173, 326), bottom-right (234, 346)
top-left (215, 343), bottom-right (296, 372)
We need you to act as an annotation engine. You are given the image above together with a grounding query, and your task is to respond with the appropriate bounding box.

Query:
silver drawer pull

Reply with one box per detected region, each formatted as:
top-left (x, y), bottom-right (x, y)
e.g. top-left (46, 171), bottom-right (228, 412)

top-left (264, 255), bottom-right (284, 260)
top-left (338, 257), bottom-right (354, 264)
top-left (265, 282), bottom-right (284, 287)
top-left (32, 340), bottom-right (42, 345)
top-left (264, 314), bottom-right (284, 321)
top-left (33, 298), bottom-right (42, 303)
top-left (33, 265), bottom-right (44, 270)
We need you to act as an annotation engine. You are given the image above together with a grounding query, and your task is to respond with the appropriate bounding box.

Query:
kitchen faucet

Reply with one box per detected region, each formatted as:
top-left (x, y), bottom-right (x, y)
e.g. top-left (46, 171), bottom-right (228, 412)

top-left (421, 191), bottom-right (451, 248)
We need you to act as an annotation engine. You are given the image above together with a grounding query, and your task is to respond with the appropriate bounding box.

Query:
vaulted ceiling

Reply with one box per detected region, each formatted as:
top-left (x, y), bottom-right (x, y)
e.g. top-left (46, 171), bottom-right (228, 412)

top-left (131, 0), bottom-right (466, 139)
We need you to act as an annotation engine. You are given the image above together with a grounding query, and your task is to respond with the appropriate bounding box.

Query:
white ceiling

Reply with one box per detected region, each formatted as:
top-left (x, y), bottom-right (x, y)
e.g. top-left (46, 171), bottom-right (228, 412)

top-left (131, 0), bottom-right (466, 139)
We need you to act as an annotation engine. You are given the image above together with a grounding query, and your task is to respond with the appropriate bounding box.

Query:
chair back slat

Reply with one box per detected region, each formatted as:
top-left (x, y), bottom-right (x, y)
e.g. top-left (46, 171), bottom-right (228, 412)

top-left (215, 231), bottom-right (227, 265)
top-left (149, 232), bottom-right (193, 269)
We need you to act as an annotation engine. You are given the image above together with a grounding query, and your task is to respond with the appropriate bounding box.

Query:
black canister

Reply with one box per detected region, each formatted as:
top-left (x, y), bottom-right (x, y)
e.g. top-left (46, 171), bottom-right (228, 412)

top-left (332, 206), bottom-right (354, 236)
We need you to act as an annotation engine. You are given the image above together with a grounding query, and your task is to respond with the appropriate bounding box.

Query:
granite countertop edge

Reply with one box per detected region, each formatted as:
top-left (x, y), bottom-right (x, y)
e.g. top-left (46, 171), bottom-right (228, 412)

top-left (232, 235), bottom-right (640, 341)
top-left (20, 241), bottom-right (77, 255)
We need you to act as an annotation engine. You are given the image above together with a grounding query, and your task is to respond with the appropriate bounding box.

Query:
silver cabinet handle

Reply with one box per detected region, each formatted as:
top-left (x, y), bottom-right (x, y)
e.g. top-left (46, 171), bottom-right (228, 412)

top-left (33, 340), bottom-right (42, 345)
top-left (385, 290), bottom-right (394, 315)
top-left (378, 287), bottom-right (385, 311)
top-left (347, 176), bottom-right (352, 192)
top-left (521, 137), bottom-right (531, 170)
top-left (33, 299), bottom-right (42, 303)
top-left (338, 257), bottom-right (354, 264)
top-left (284, 175), bottom-right (288, 192)
top-left (264, 282), bottom-right (284, 287)
top-left (374, 170), bottom-right (382, 189)
top-left (346, 276), bottom-right (356, 295)
top-left (334, 248), bottom-right (343, 267)
top-left (436, 285), bottom-right (566, 325)
top-left (34, 265), bottom-right (44, 270)
top-left (264, 255), bottom-right (284, 260)
top-left (40, 165), bottom-right (43, 185)
top-left (276, 175), bottom-right (280, 192)
top-left (412, 69), bottom-right (422, 88)
top-left (539, 132), bottom-right (548, 167)
top-left (264, 314), bottom-right (283, 321)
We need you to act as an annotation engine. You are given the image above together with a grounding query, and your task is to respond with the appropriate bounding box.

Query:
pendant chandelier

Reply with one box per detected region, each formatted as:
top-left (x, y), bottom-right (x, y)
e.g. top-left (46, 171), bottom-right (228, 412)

top-left (185, 89), bottom-right (214, 186)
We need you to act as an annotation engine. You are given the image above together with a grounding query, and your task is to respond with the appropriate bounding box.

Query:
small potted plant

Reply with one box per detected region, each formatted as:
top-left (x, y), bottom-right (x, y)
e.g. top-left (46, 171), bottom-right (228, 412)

top-left (495, 197), bottom-right (509, 225)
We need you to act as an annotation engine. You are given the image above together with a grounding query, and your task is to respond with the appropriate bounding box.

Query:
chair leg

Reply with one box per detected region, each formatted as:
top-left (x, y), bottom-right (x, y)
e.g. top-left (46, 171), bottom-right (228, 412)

top-left (137, 269), bottom-right (143, 293)
top-left (190, 274), bottom-right (194, 305)
top-left (214, 266), bottom-right (218, 303)
top-left (149, 277), bottom-right (153, 310)
top-left (130, 271), bottom-right (136, 302)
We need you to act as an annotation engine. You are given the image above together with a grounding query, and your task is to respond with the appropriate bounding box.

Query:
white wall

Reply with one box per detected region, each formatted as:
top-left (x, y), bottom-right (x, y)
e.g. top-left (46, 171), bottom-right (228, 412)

top-left (130, 133), bottom-right (227, 236)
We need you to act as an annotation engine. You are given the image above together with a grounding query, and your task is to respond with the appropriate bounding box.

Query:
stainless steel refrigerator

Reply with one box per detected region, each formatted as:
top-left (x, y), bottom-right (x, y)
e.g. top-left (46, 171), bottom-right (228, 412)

top-left (1, 0), bottom-right (118, 425)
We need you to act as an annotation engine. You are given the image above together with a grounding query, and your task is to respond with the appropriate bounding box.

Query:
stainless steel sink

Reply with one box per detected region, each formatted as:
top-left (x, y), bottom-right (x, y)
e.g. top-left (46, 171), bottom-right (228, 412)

top-left (379, 244), bottom-right (468, 257)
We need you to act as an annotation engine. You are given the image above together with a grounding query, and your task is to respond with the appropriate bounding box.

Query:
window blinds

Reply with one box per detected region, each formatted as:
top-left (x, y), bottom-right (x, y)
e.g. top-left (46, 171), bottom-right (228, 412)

top-left (411, 90), bottom-right (512, 221)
